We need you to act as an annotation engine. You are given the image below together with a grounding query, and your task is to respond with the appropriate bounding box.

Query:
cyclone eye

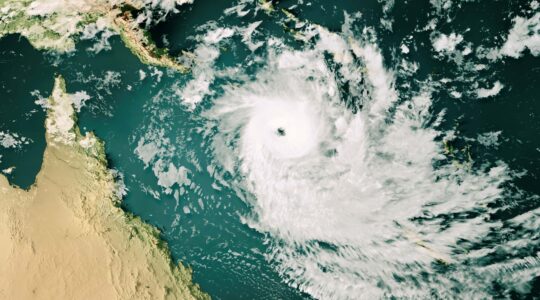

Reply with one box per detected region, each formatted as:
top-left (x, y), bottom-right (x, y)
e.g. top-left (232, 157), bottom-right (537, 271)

top-left (276, 127), bottom-right (286, 136)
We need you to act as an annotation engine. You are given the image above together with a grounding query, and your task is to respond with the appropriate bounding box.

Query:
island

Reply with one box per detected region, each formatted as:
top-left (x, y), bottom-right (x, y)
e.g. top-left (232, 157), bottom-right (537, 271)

top-left (0, 76), bottom-right (208, 300)
top-left (0, 0), bottom-right (190, 72)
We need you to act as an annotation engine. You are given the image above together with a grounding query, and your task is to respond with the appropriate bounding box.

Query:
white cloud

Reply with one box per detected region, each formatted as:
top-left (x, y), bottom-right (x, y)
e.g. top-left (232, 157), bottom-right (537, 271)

top-left (400, 44), bottom-right (410, 54)
top-left (476, 81), bottom-right (504, 98)
top-left (432, 32), bottom-right (463, 53)
top-left (477, 131), bottom-right (502, 147)
top-left (144, 0), bottom-right (193, 12)
top-left (204, 27), bottom-right (235, 44)
top-left (152, 160), bottom-right (191, 194)
top-left (0, 131), bottom-right (31, 149)
top-left (176, 26), bottom-right (233, 109)
top-left (135, 138), bottom-right (162, 167)
top-left (499, 13), bottom-right (540, 58)
top-left (139, 69), bottom-right (147, 81)
top-left (71, 91), bottom-right (91, 112)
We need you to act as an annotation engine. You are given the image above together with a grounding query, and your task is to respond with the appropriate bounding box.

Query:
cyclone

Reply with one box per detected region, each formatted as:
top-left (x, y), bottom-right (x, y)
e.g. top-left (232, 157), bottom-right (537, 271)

top-left (204, 24), bottom-right (510, 299)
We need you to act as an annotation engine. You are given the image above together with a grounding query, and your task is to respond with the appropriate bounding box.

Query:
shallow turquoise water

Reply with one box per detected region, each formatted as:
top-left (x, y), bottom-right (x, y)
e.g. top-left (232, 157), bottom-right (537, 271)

top-left (1, 0), bottom-right (540, 298)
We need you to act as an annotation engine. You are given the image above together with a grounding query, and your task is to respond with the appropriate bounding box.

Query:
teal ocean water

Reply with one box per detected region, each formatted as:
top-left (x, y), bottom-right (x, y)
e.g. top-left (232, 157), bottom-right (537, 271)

top-left (1, 0), bottom-right (540, 299)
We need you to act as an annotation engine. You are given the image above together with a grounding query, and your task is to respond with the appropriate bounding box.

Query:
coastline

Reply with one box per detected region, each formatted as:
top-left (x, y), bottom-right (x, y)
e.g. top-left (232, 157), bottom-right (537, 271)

top-left (0, 0), bottom-right (189, 72)
top-left (113, 10), bottom-right (189, 73)
top-left (0, 76), bottom-right (208, 299)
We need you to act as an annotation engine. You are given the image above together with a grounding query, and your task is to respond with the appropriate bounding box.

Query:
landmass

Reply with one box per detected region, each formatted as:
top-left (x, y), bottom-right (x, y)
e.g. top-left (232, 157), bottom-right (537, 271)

top-left (0, 0), bottom-right (190, 72)
top-left (0, 76), bottom-right (209, 300)
top-left (114, 9), bottom-right (189, 72)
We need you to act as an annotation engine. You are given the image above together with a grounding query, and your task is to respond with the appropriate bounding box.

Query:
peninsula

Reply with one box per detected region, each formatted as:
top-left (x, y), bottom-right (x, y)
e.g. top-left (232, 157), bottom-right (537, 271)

top-left (0, 76), bottom-right (208, 300)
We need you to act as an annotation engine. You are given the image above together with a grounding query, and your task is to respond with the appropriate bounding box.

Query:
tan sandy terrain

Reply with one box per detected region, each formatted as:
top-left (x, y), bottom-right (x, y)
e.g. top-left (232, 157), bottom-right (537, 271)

top-left (0, 76), bottom-right (209, 300)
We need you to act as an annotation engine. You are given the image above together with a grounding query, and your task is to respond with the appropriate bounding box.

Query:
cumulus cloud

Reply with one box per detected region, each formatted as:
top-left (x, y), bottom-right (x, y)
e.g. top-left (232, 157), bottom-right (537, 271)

top-left (0, 131), bottom-right (31, 149)
top-left (499, 13), bottom-right (540, 58)
top-left (432, 32), bottom-right (463, 53)
top-left (476, 81), bottom-right (504, 99)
